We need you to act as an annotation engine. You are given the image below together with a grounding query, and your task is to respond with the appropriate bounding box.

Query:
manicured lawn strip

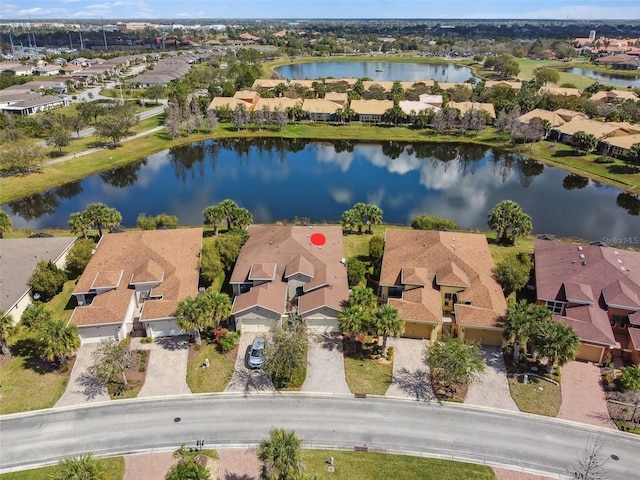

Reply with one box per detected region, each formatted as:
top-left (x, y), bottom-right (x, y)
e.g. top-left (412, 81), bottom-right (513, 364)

top-left (279, 344), bottom-right (308, 391)
top-left (45, 279), bottom-right (78, 324)
top-left (485, 233), bottom-right (535, 266)
top-left (0, 457), bottom-right (125, 480)
top-left (343, 339), bottom-right (393, 396)
top-left (186, 343), bottom-right (235, 393)
top-left (507, 376), bottom-right (562, 417)
top-left (299, 450), bottom-right (496, 480)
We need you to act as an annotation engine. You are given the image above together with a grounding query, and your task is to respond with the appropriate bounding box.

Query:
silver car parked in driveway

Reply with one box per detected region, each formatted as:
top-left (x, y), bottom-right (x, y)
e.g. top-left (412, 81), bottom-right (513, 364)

top-left (248, 337), bottom-right (265, 369)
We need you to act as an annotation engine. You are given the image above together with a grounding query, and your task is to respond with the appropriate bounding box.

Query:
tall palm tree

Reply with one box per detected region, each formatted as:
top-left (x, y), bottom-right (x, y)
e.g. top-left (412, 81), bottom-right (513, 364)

top-left (0, 210), bottom-right (12, 238)
top-left (503, 300), bottom-right (546, 364)
top-left (175, 295), bottom-right (213, 345)
top-left (38, 318), bottom-right (80, 367)
top-left (0, 309), bottom-right (15, 356)
top-left (371, 305), bottom-right (404, 351)
top-left (202, 204), bottom-right (225, 236)
top-left (364, 204), bottom-right (383, 234)
top-left (487, 200), bottom-right (532, 245)
top-left (217, 199), bottom-right (239, 231)
top-left (338, 305), bottom-right (367, 345)
top-left (348, 286), bottom-right (377, 313)
top-left (231, 207), bottom-right (253, 231)
top-left (258, 428), bottom-right (302, 480)
top-left (51, 454), bottom-right (107, 480)
top-left (340, 208), bottom-right (359, 234)
top-left (205, 291), bottom-right (232, 326)
top-left (532, 318), bottom-right (580, 373)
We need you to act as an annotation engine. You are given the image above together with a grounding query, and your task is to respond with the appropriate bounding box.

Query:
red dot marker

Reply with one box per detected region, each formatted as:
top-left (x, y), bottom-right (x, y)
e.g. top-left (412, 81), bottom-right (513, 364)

top-left (310, 233), bottom-right (326, 246)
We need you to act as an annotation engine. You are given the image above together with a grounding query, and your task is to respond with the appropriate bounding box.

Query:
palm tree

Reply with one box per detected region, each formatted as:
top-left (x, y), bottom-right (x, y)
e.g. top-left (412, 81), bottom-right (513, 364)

top-left (0, 309), bottom-right (15, 356)
top-left (217, 199), bottom-right (239, 231)
top-left (82, 203), bottom-right (123, 237)
top-left (338, 305), bottom-right (367, 345)
top-left (202, 204), bottom-right (225, 236)
top-left (532, 318), bottom-right (580, 373)
top-left (231, 207), bottom-right (253, 231)
top-left (487, 200), bottom-right (532, 245)
top-left (38, 318), bottom-right (80, 367)
top-left (371, 305), bottom-right (404, 351)
top-left (340, 208), bottom-right (359, 234)
top-left (69, 212), bottom-right (91, 239)
top-left (0, 210), bottom-right (12, 238)
top-left (364, 204), bottom-right (383, 234)
top-left (348, 286), bottom-right (377, 312)
top-left (352, 203), bottom-right (368, 234)
top-left (175, 295), bottom-right (213, 345)
top-left (503, 300), bottom-right (547, 364)
top-left (165, 458), bottom-right (210, 480)
top-left (258, 428), bottom-right (302, 480)
top-left (204, 291), bottom-right (232, 326)
top-left (51, 454), bottom-right (107, 480)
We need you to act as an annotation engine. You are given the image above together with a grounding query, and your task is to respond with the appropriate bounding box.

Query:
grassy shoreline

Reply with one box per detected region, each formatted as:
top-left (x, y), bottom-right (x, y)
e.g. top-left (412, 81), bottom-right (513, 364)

top-left (1, 122), bottom-right (638, 204)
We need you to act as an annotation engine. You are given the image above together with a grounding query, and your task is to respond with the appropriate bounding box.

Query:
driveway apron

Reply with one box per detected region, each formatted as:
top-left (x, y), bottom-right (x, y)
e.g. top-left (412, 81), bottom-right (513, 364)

top-left (55, 343), bottom-right (110, 407)
top-left (136, 336), bottom-right (191, 398)
top-left (385, 337), bottom-right (435, 402)
top-left (224, 333), bottom-right (274, 393)
top-left (465, 346), bottom-right (519, 411)
top-left (301, 333), bottom-right (351, 394)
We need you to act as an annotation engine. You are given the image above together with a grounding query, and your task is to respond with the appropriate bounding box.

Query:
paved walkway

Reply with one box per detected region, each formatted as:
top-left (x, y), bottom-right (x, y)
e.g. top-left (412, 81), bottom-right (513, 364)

top-left (224, 333), bottom-right (274, 394)
top-left (557, 361), bottom-right (615, 429)
top-left (135, 336), bottom-right (191, 398)
top-left (465, 346), bottom-right (519, 412)
top-left (301, 333), bottom-right (351, 394)
top-left (123, 452), bottom-right (178, 480)
top-left (218, 449), bottom-right (261, 480)
top-left (55, 343), bottom-right (110, 407)
top-left (385, 337), bottom-right (435, 402)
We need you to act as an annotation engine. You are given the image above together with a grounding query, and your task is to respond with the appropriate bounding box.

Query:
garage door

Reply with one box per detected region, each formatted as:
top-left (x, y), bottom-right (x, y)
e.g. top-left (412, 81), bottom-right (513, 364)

top-left (237, 317), bottom-right (276, 333)
top-left (463, 328), bottom-right (504, 346)
top-left (147, 320), bottom-right (180, 338)
top-left (402, 322), bottom-right (433, 339)
top-left (79, 325), bottom-right (119, 344)
top-left (577, 343), bottom-right (604, 363)
top-left (307, 318), bottom-right (340, 333)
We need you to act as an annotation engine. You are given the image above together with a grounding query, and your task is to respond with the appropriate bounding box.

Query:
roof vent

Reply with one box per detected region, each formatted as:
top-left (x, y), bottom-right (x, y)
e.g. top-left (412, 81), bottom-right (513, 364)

top-left (618, 259), bottom-right (622, 264)
top-left (579, 254), bottom-right (585, 259)
top-left (614, 251), bottom-right (619, 255)
top-left (621, 266), bottom-right (626, 272)
top-left (581, 261), bottom-right (587, 266)
top-left (577, 246), bottom-right (583, 251)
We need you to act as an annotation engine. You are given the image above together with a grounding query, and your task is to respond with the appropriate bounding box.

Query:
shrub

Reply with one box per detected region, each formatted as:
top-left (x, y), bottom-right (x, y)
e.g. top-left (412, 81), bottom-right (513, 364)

top-left (494, 252), bottom-right (532, 296)
top-left (411, 214), bottom-right (457, 231)
top-left (29, 260), bottom-right (67, 302)
top-left (65, 238), bottom-right (96, 277)
top-left (200, 240), bottom-right (223, 286)
top-left (214, 325), bottom-right (229, 342)
top-left (346, 257), bottom-right (366, 286)
top-left (386, 346), bottom-right (395, 361)
top-left (136, 213), bottom-right (157, 230)
top-left (595, 156), bottom-right (615, 164)
top-left (219, 331), bottom-right (240, 352)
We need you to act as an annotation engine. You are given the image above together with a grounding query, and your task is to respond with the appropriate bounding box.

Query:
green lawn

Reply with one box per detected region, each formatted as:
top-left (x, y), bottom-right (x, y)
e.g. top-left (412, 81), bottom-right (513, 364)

top-left (343, 339), bottom-right (393, 395)
top-left (0, 457), bottom-right (125, 480)
top-left (299, 450), bottom-right (496, 480)
top-left (515, 58), bottom-right (618, 90)
top-left (45, 279), bottom-right (78, 324)
top-left (508, 376), bottom-right (562, 417)
top-left (186, 343), bottom-right (235, 393)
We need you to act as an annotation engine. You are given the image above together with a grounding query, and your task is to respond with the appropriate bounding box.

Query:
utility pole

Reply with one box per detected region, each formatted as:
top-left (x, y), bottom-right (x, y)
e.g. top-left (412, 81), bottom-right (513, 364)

top-left (69, 31), bottom-right (73, 50)
top-left (102, 18), bottom-right (108, 50)
top-left (79, 31), bottom-right (84, 51)
top-left (9, 33), bottom-right (15, 57)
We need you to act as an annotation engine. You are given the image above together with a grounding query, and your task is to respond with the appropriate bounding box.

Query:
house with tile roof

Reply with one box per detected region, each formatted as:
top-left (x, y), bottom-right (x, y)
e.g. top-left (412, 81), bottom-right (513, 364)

top-left (229, 225), bottom-right (349, 333)
top-left (69, 229), bottom-right (202, 343)
top-left (448, 101), bottom-right (496, 120)
top-left (550, 117), bottom-right (630, 147)
top-left (534, 238), bottom-right (640, 364)
top-left (517, 108), bottom-right (566, 128)
top-left (590, 90), bottom-right (639, 104)
top-left (301, 98), bottom-right (341, 121)
top-left (379, 230), bottom-right (507, 345)
top-left (350, 99), bottom-right (394, 123)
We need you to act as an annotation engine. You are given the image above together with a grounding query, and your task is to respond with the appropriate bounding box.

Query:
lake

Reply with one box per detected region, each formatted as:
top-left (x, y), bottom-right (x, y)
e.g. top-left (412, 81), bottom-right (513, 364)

top-left (4, 140), bottom-right (639, 243)
top-left (275, 61), bottom-right (474, 83)
top-left (566, 68), bottom-right (640, 88)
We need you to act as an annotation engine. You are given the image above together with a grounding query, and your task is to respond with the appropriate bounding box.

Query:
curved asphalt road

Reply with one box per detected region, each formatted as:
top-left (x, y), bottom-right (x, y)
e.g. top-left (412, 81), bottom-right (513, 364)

top-left (1, 394), bottom-right (639, 476)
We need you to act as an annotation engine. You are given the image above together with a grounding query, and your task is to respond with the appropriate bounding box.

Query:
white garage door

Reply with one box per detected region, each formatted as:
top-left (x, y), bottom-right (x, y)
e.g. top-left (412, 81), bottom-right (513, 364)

top-left (147, 320), bottom-right (181, 338)
top-left (306, 317), bottom-right (341, 333)
top-left (237, 317), bottom-right (275, 333)
top-left (79, 325), bottom-right (119, 344)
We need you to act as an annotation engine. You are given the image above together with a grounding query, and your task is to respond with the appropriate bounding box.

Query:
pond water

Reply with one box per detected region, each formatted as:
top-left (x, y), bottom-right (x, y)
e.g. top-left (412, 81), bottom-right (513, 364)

top-left (566, 68), bottom-right (640, 88)
top-left (4, 140), bottom-right (639, 243)
top-left (275, 61), bottom-right (474, 83)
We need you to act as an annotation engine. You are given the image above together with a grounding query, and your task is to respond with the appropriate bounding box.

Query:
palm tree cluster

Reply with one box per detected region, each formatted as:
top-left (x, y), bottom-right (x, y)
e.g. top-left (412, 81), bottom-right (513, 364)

top-left (338, 286), bottom-right (404, 354)
top-left (487, 199), bottom-right (532, 245)
top-left (175, 291), bottom-right (232, 345)
top-left (69, 202), bottom-right (123, 238)
top-left (203, 199), bottom-right (253, 236)
top-left (503, 299), bottom-right (580, 373)
top-left (340, 202), bottom-right (383, 235)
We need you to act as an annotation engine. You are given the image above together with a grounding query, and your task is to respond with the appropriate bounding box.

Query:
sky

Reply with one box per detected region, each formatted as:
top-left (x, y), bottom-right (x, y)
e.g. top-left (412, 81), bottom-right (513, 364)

top-left (2, 0), bottom-right (640, 21)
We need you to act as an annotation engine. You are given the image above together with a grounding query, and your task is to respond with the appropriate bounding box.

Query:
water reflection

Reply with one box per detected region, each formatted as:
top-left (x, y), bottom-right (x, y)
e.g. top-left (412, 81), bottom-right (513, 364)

top-left (3, 139), bottom-right (639, 242)
top-left (566, 68), bottom-right (640, 88)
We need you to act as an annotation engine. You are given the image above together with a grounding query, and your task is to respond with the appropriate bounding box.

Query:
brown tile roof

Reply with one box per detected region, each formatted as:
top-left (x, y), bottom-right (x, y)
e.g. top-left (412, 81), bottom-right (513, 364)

top-left (538, 86), bottom-right (582, 97)
top-left (380, 230), bottom-right (506, 328)
top-left (401, 267), bottom-right (428, 286)
top-left (436, 261), bottom-right (469, 288)
top-left (601, 133), bottom-right (640, 151)
top-left (91, 270), bottom-right (124, 289)
top-left (350, 99), bottom-right (394, 115)
top-left (563, 282), bottom-right (595, 304)
top-left (485, 80), bottom-right (523, 90)
top-left (301, 99), bottom-right (341, 114)
top-left (70, 229), bottom-right (202, 327)
top-left (591, 90), bottom-right (639, 102)
top-left (554, 108), bottom-right (588, 122)
top-left (518, 108), bottom-right (566, 128)
top-left (631, 312), bottom-right (640, 327)
top-left (534, 238), bottom-right (640, 345)
top-left (255, 97), bottom-right (301, 111)
top-left (324, 92), bottom-right (348, 104)
top-left (131, 258), bottom-right (164, 284)
top-left (208, 97), bottom-right (254, 112)
top-left (629, 328), bottom-right (640, 350)
top-left (552, 117), bottom-right (626, 139)
top-left (448, 101), bottom-right (496, 119)
top-left (248, 263), bottom-right (277, 281)
top-left (230, 226), bottom-right (349, 317)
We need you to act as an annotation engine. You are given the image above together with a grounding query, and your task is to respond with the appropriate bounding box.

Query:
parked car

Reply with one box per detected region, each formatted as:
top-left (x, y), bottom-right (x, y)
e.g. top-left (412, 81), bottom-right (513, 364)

top-left (248, 337), bottom-right (265, 369)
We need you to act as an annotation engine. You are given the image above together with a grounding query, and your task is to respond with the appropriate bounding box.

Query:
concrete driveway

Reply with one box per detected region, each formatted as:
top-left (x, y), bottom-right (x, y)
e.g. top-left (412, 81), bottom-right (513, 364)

top-left (55, 343), bottom-right (110, 407)
top-left (301, 333), bottom-right (351, 394)
top-left (385, 337), bottom-right (435, 402)
top-left (465, 346), bottom-right (519, 412)
top-left (136, 336), bottom-right (191, 398)
top-left (224, 333), bottom-right (274, 394)
top-left (557, 361), bottom-right (615, 429)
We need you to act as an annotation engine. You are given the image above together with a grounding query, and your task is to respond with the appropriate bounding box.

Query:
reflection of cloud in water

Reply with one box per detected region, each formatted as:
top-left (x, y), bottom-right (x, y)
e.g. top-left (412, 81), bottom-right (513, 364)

top-left (250, 201), bottom-right (273, 223)
top-left (367, 187), bottom-right (385, 208)
top-left (329, 188), bottom-right (352, 206)
top-left (316, 145), bottom-right (354, 172)
top-left (131, 151), bottom-right (173, 189)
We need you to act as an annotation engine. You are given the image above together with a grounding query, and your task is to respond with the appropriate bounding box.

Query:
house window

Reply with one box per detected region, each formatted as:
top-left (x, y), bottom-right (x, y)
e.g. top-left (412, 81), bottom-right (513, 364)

top-left (388, 286), bottom-right (403, 298)
top-left (545, 300), bottom-right (564, 314)
top-left (239, 284), bottom-right (251, 294)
